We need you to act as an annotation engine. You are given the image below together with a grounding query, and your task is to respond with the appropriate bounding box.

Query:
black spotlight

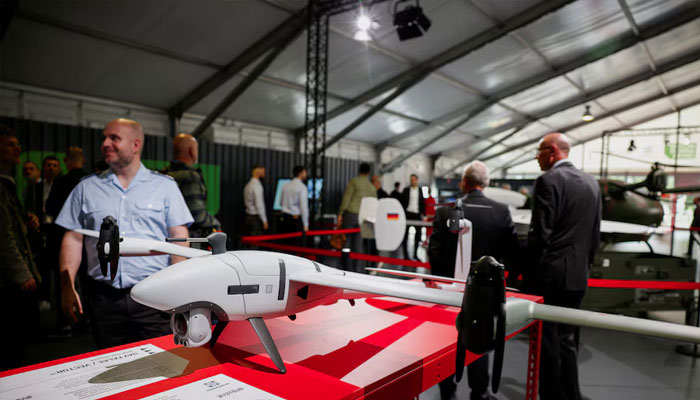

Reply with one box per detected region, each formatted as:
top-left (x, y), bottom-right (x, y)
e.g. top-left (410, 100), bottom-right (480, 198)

top-left (628, 139), bottom-right (636, 152)
top-left (393, 0), bottom-right (431, 41)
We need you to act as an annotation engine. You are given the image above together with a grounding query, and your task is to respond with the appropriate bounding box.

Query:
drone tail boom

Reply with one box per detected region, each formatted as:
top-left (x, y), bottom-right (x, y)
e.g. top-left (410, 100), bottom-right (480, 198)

top-left (530, 303), bottom-right (700, 343)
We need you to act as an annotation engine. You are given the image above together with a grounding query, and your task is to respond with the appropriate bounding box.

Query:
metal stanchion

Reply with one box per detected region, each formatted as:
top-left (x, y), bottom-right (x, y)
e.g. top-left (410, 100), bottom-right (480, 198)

top-left (341, 248), bottom-right (351, 271)
top-left (677, 231), bottom-right (700, 358)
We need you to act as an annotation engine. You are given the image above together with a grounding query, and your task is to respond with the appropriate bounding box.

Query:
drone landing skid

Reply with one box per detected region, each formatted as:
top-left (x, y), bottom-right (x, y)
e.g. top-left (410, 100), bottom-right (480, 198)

top-left (249, 317), bottom-right (287, 374)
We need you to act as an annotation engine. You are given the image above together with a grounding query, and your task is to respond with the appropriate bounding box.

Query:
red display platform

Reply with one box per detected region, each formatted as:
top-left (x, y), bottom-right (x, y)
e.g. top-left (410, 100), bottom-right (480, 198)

top-left (1, 293), bottom-right (542, 400)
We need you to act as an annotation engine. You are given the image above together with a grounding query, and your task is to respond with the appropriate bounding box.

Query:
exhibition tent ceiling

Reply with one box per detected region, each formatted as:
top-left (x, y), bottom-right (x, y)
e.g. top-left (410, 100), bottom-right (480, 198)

top-left (2, 0), bottom-right (700, 172)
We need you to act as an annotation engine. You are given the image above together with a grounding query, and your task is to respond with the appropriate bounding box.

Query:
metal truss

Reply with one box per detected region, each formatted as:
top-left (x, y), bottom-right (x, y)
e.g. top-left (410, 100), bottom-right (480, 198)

top-left (304, 1), bottom-right (330, 221)
top-left (300, 0), bottom-right (574, 149)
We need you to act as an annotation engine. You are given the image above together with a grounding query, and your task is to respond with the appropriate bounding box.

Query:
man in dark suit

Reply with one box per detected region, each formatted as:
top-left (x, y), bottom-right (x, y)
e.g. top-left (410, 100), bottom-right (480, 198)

top-left (46, 147), bottom-right (87, 220)
top-left (401, 174), bottom-right (426, 260)
top-left (390, 181), bottom-right (402, 201)
top-left (428, 161), bottom-right (520, 400)
top-left (525, 132), bottom-right (601, 400)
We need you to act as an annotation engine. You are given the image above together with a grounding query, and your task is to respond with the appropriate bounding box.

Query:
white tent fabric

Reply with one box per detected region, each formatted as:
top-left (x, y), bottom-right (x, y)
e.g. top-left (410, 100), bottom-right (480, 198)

top-left (2, 0), bottom-right (699, 173)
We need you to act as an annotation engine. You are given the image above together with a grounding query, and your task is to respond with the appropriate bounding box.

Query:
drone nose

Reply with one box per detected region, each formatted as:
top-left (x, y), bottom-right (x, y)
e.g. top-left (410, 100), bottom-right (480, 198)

top-left (130, 272), bottom-right (172, 310)
top-left (130, 255), bottom-right (240, 313)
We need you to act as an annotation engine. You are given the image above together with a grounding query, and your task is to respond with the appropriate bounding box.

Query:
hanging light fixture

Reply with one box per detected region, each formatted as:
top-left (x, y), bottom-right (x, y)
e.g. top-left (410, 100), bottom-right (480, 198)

top-left (393, 0), bottom-right (431, 41)
top-left (581, 105), bottom-right (594, 122)
top-left (353, 12), bottom-right (378, 42)
top-left (627, 140), bottom-right (636, 152)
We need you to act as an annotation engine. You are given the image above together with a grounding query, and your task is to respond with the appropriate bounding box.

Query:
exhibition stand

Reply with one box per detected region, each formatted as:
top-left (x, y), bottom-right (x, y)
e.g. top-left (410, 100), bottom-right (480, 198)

top-left (0, 294), bottom-right (543, 400)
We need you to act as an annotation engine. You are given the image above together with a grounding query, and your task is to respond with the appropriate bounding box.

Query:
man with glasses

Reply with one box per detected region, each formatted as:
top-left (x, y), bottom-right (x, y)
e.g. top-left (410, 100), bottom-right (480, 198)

top-left (524, 133), bottom-right (601, 400)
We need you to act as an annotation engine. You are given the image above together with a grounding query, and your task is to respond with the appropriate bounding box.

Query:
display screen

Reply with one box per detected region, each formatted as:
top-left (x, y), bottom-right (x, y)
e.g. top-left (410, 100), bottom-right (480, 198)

top-left (272, 178), bottom-right (323, 211)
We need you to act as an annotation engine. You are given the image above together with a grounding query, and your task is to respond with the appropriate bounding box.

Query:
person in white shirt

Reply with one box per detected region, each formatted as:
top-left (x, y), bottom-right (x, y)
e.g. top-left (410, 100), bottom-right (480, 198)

top-left (279, 165), bottom-right (309, 245)
top-left (243, 164), bottom-right (268, 236)
top-left (401, 174), bottom-right (426, 260)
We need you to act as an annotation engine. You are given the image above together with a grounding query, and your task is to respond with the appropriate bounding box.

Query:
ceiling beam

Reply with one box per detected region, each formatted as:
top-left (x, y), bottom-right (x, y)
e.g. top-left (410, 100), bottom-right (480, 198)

top-left (17, 10), bottom-right (223, 69)
top-left (190, 31), bottom-right (300, 138)
top-left (168, 7), bottom-right (309, 119)
top-left (322, 75), bottom-right (428, 152)
top-left (617, 0), bottom-right (679, 112)
top-left (499, 96), bottom-right (700, 173)
top-left (442, 44), bottom-right (700, 172)
top-left (384, 44), bottom-right (700, 174)
top-left (378, 103), bottom-right (514, 173)
top-left (300, 0), bottom-right (575, 140)
top-left (490, 82), bottom-right (700, 172)
top-left (380, 5), bottom-right (700, 151)
top-left (0, 0), bottom-right (19, 44)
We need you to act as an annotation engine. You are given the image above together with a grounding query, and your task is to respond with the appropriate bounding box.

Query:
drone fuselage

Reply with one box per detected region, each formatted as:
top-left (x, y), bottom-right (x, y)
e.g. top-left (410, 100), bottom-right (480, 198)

top-left (130, 251), bottom-right (348, 346)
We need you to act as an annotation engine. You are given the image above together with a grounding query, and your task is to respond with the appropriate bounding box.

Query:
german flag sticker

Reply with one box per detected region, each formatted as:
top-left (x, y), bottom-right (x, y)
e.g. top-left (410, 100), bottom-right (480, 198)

top-left (387, 213), bottom-right (399, 220)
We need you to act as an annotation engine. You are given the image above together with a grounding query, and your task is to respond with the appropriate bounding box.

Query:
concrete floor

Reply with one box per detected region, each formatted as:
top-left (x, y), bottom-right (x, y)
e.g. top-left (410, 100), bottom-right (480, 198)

top-left (420, 327), bottom-right (700, 400)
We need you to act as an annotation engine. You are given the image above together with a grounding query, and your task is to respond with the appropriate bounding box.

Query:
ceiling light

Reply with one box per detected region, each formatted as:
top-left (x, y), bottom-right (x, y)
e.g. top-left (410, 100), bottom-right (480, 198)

top-left (393, 0), bottom-right (431, 41)
top-left (627, 139), bottom-right (636, 152)
top-left (581, 105), bottom-right (594, 122)
top-left (353, 29), bottom-right (372, 42)
top-left (356, 14), bottom-right (372, 31)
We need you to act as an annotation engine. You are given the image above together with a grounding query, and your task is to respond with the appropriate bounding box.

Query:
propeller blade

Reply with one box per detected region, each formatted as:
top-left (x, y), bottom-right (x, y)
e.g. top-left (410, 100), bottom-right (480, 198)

top-left (97, 216), bottom-right (118, 278)
top-left (455, 335), bottom-right (466, 382)
top-left (455, 256), bottom-right (506, 390)
top-left (491, 302), bottom-right (506, 393)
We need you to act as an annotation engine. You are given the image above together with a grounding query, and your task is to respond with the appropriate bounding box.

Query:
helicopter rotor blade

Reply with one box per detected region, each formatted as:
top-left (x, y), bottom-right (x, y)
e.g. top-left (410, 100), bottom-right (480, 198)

top-left (599, 151), bottom-right (697, 169)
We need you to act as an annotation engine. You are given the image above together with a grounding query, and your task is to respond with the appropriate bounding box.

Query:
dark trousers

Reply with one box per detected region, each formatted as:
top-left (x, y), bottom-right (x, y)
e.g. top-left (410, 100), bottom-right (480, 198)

top-left (280, 213), bottom-right (304, 246)
top-left (341, 211), bottom-right (364, 272)
top-left (0, 287), bottom-right (39, 371)
top-left (87, 279), bottom-right (171, 349)
top-left (438, 354), bottom-right (489, 400)
top-left (403, 211), bottom-right (422, 259)
top-left (539, 289), bottom-right (586, 400)
top-left (244, 214), bottom-right (264, 236)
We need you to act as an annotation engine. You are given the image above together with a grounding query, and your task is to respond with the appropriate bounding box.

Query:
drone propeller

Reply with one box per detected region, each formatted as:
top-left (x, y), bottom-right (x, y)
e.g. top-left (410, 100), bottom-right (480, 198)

top-left (97, 216), bottom-right (121, 280)
top-left (455, 256), bottom-right (506, 393)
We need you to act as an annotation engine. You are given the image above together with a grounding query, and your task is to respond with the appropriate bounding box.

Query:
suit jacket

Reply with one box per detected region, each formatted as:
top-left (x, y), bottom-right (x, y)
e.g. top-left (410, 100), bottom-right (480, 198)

top-left (526, 161), bottom-right (601, 292)
top-left (23, 180), bottom-right (44, 222)
top-left (1, 175), bottom-right (40, 290)
top-left (46, 168), bottom-right (87, 219)
top-left (401, 186), bottom-right (426, 215)
top-left (428, 190), bottom-right (520, 278)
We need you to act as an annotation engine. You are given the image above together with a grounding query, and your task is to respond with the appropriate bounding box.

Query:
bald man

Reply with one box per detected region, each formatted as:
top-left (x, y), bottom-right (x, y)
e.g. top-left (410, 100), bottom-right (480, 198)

top-left (525, 132), bottom-right (601, 400)
top-left (162, 133), bottom-right (221, 239)
top-left (57, 119), bottom-right (193, 348)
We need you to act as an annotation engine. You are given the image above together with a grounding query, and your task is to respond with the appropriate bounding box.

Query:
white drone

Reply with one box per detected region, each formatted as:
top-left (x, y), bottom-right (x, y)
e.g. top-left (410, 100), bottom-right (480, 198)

top-left (78, 216), bottom-right (700, 394)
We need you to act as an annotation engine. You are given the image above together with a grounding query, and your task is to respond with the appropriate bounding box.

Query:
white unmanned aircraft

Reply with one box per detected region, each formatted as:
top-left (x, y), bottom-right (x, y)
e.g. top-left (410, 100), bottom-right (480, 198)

top-left (78, 216), bottom-right (700, 393)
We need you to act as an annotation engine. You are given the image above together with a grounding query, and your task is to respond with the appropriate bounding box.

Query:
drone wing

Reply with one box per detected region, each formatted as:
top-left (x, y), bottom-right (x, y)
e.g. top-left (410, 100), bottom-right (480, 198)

top-left (76, 229), bottom-right (211, 259)
top-left (292, 269), bottom-right (700, 344)
top-left (291, 270), bottom-right (464, 307)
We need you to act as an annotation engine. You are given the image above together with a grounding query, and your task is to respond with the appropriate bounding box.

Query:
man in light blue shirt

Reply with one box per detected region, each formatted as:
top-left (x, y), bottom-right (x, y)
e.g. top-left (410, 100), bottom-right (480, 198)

top-left (57, 118), bottom-right (193, 348)
top-left (279, 166), bottom-right (309, 244)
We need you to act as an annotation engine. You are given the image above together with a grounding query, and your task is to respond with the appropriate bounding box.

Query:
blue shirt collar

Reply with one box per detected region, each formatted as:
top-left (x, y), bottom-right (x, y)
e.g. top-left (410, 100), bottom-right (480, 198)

top-left (552, 158), bottom-right (571, 169)
top-left (103, 163), bottom-right (151, 189)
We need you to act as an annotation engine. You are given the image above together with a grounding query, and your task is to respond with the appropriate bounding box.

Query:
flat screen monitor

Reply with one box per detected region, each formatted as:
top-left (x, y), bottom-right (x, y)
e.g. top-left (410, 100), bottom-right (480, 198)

top-left (272, 178), bottom-right (323, 211)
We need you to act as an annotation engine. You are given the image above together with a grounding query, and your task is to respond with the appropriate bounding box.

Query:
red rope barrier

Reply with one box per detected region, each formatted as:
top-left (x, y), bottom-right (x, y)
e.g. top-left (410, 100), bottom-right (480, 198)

top-left (242, 229), bottom-right (700, 289)
top-left (588, 279), bottom-right (700, 290)
top-left (241, 238), bottom-right (431, 269)
top-left (241, 228), bottom-right (361, 242)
